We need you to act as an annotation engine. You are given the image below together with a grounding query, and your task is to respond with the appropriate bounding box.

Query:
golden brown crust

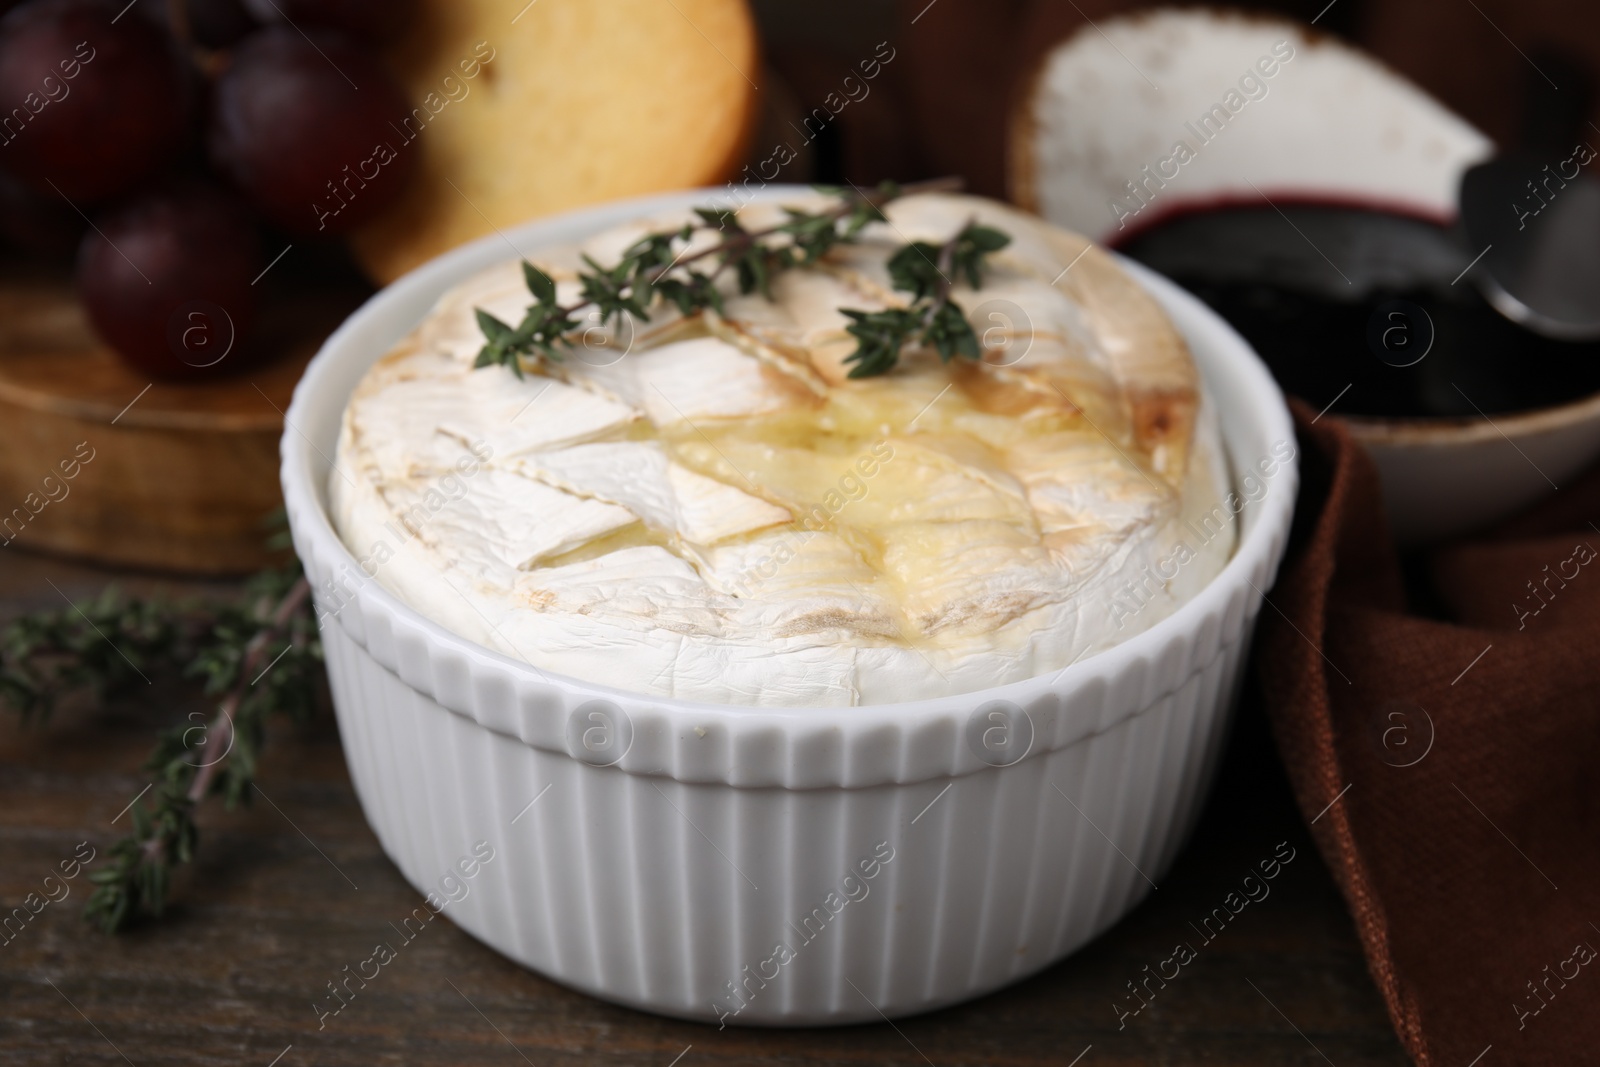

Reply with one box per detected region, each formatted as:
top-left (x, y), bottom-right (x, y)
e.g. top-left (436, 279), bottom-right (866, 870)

top-left (888, 194), bottom-right (1198, 484)
top-left (802, 191), bottom-right (1196, 487)
top-left (1033, 227), bottom-right (1198, 484)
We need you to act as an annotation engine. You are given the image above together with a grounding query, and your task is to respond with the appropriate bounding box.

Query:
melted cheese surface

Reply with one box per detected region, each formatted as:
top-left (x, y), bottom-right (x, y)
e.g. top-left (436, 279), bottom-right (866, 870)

top-left (331, 194), bottom-right (1236, 706)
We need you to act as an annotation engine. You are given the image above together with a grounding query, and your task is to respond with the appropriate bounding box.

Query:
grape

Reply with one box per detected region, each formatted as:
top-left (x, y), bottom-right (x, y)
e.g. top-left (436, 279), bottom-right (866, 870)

top-left (208, 26), bottom-right (417, 236)
top-left (77, 178), bottom-right (260, 378)
top-left (242, 0), bottom-right (412, 43)
top-left (0, 0), bottom-right (193, 202)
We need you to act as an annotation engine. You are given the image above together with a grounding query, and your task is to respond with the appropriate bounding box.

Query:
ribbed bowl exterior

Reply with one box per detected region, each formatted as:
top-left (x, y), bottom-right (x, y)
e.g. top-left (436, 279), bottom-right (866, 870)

top-left (281, 188), bottom-right (1297, 1026)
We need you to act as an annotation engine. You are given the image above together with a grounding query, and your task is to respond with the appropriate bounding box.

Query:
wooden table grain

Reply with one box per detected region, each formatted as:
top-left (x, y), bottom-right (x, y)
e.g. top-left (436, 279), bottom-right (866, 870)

top-left (0, 547), bottom-right (1411, 1066)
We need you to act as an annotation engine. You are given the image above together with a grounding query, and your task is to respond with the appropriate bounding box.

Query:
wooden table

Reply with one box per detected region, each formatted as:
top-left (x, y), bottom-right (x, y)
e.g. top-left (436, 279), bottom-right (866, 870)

top-left (0, 547), bottom-right (1411, 1066)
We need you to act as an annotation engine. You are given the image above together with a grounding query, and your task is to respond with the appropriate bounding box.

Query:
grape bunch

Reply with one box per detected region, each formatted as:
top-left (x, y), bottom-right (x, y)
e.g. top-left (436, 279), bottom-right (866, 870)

top-left (0, 0), bottom-right (416, 377)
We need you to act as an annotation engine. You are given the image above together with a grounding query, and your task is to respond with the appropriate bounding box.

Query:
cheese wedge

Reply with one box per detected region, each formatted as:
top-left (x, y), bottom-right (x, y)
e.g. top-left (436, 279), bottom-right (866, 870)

top-left (1010, 9), bottom-right (1493, 242)
top-left (331, 193), bottom-right (1237, 706)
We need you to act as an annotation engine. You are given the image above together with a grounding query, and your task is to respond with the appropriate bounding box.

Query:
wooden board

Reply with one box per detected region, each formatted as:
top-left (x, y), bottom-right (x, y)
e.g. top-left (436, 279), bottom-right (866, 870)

top-left (0, 258), bottom-right (366, 575)
top-left (0, 552), bottom-right (1412, 1066)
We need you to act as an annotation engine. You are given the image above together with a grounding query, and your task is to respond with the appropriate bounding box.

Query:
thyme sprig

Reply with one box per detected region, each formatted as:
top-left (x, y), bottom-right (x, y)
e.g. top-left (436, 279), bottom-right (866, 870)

top-left (2, 560), bottom-right (323, 933)
top-left (472, 176), bottom-right (1011, 379)
top-left (0, 591), bottom-right (186, 725)
top-left (840, 220), bottom-right (1011, 378)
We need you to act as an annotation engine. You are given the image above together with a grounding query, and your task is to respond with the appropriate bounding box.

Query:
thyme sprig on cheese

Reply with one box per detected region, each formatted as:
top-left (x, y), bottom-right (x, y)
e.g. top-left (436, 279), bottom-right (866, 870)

top-left (471, 177), bottom-right (1011, 380)
top-left (840, 219), bottom-right (1010, 378)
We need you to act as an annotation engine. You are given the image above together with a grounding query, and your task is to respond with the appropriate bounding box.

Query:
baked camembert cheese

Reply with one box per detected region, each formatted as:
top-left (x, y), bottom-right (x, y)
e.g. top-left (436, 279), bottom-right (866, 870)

top-left (331, 192), bottom-right (1235, 706)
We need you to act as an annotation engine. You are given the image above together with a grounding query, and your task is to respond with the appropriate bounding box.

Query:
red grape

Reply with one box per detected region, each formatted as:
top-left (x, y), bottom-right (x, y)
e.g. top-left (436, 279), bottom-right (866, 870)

top-left (208, 26), bottom-right (417, 236)
top-left (242, 0), bottom-right (412, 43)
top-left (0, 0), bottom-right (193, 202)
top-left (77, 178), bottom-right (259, 378)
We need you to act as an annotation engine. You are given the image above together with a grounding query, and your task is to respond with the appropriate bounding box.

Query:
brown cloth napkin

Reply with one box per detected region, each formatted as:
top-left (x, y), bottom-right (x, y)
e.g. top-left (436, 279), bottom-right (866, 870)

top-left (1258, 400), bottom-right (1600, 1066)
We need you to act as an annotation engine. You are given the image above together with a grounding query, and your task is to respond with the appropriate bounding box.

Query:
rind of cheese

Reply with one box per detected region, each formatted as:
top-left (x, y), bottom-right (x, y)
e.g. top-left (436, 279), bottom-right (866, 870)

top-left (385, 469), bottom-right (637, 582)
top-left (532, 331), bottom-right (817, 421)
top-left (513, 441), bottom-right (791, 546)
top-left (347, 361), bottom-right (638, 482)
top-left (331, 193), bottom-right (1238, 707)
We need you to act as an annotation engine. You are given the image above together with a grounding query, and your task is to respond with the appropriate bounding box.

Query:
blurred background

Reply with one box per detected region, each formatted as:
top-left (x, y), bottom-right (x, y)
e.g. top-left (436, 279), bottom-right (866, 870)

top-left (750, 0), bottom-right (1595, 194)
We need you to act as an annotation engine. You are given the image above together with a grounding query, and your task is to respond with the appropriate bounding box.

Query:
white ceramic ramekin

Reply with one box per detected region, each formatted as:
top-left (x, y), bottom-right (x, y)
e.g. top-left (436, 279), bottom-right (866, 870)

top-left (280, 187), bottom-right (1297, 1026)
